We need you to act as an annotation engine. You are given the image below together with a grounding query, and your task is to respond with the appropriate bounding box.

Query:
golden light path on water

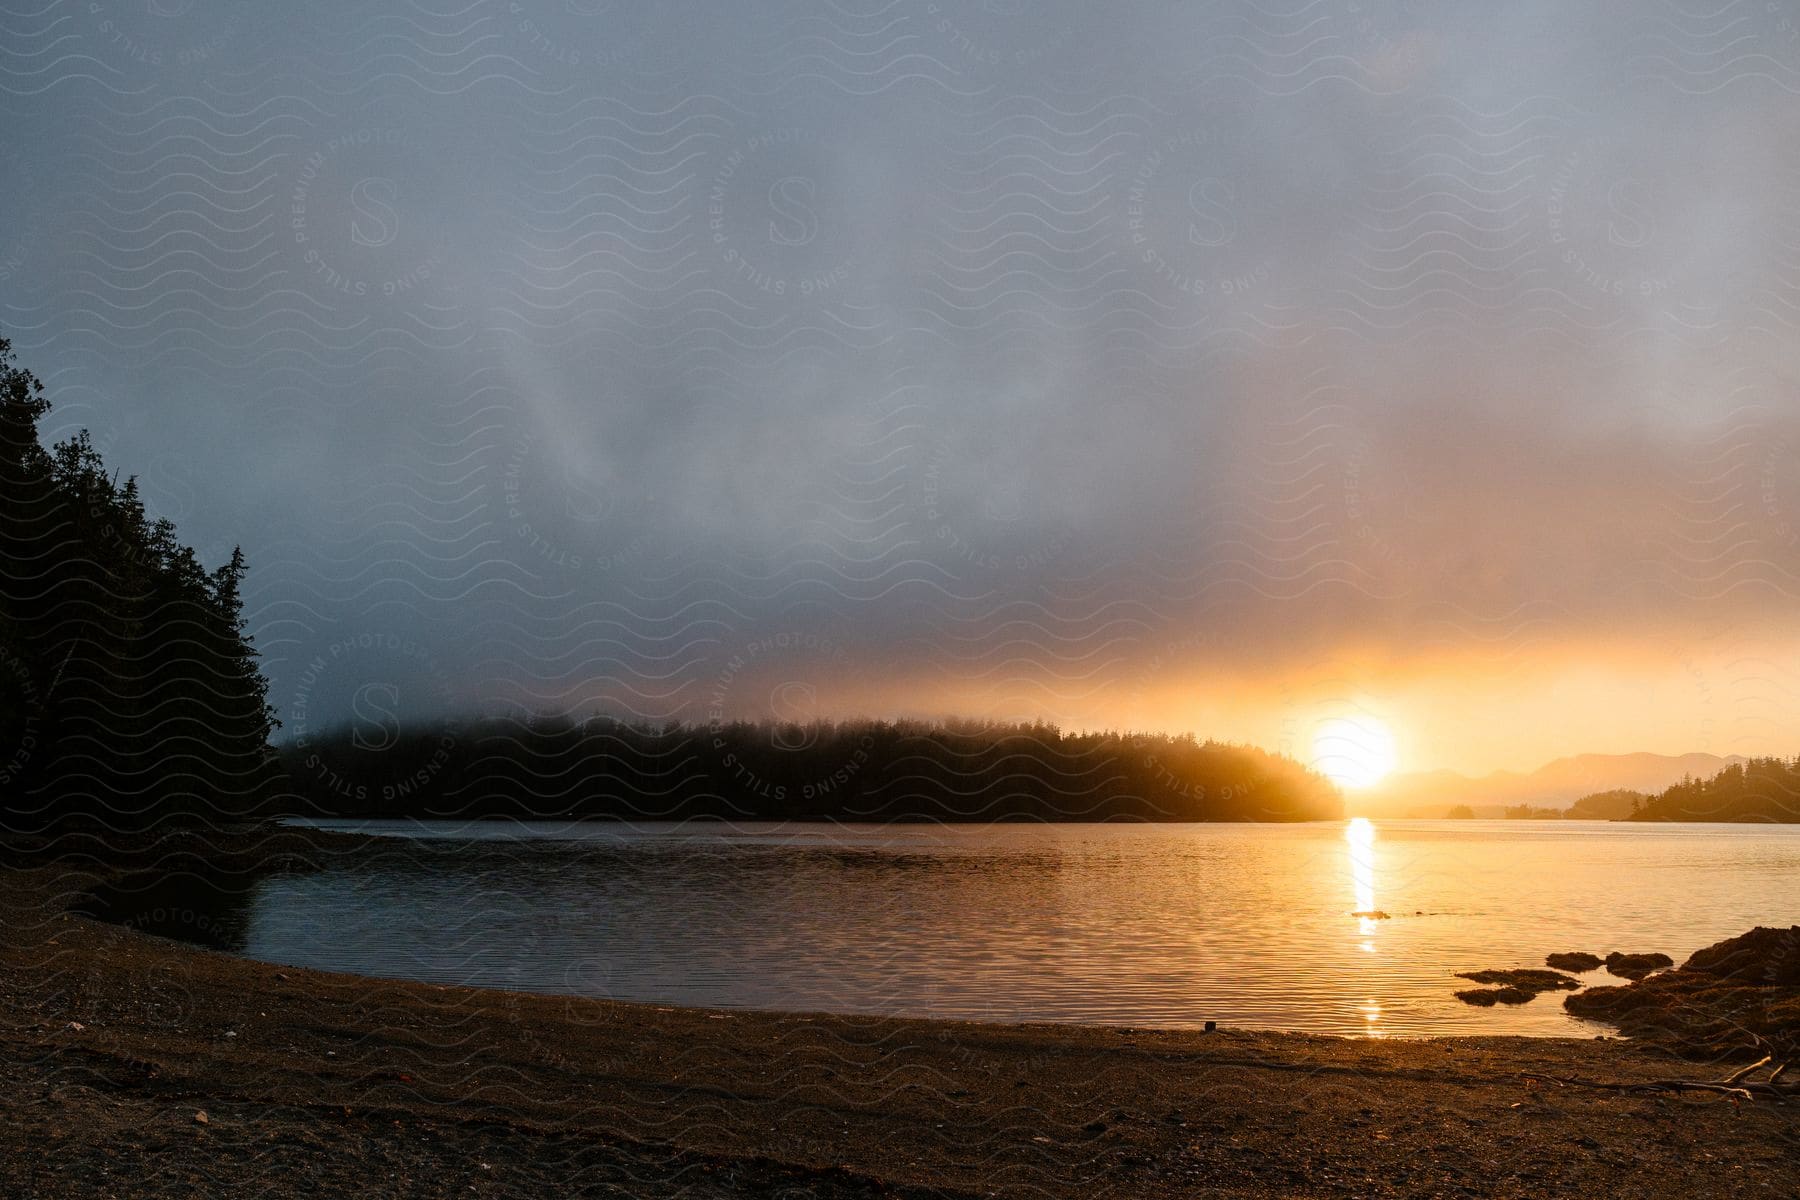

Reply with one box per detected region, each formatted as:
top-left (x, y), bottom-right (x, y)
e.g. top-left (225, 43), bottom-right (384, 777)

top-left (1345, 816), bottom-right (1383, 1034)
top-left (1347, 817), bottom-right (1378, 925)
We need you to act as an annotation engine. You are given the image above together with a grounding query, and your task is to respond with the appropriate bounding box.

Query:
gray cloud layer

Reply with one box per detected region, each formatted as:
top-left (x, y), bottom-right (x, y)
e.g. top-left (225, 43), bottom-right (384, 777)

top-left (4, 0), bottom-right (1799, 768)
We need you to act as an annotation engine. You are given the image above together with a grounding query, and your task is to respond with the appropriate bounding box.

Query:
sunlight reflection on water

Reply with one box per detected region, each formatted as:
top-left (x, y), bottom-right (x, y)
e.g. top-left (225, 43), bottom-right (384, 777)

top-left (1347, 816), bottom-right (1378, 934)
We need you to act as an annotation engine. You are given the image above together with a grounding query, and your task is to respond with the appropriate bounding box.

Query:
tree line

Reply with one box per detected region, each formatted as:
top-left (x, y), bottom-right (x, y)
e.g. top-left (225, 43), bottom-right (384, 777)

top-left (278, 715), bottom-right (1345, 823)
top-left (1629, 757), bottom-right (1800, 823)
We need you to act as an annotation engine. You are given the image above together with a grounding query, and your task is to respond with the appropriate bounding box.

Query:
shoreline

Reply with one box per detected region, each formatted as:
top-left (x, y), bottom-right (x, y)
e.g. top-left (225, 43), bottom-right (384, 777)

top-left (4, 826), bottom-right (1795, 1197)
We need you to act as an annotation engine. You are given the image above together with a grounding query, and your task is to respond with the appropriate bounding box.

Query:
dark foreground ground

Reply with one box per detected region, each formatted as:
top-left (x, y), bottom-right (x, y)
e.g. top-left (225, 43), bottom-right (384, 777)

top-left (2, 826), bottom-right (1795, 1199)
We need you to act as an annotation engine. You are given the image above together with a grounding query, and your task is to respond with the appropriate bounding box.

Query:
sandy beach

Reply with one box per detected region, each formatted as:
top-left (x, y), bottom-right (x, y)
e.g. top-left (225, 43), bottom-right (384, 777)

top-left (3, 826), bottom-right (1795, 1199)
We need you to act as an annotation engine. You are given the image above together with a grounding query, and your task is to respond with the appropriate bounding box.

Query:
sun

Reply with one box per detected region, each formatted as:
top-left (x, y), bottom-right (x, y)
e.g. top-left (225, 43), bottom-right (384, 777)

top-left (1312, 716), bottom-right (1398, 790)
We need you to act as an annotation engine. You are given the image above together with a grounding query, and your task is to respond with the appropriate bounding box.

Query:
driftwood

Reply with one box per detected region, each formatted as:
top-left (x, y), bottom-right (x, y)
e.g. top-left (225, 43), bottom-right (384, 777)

top-left (1720, 1054), bottom-right (1772, 1086)
top-left (1525, 1056), bottom-right (1798, 1103)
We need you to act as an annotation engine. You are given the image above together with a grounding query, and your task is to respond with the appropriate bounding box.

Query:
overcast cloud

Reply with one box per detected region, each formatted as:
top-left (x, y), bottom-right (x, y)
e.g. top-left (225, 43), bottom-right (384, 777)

top-left (4, 0), bottom-right (1800, 771)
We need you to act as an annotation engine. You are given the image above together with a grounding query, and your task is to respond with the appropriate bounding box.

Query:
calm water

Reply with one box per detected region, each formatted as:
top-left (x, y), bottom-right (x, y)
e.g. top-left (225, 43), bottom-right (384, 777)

top-left (211, 819), bottom-right (1800, 1037)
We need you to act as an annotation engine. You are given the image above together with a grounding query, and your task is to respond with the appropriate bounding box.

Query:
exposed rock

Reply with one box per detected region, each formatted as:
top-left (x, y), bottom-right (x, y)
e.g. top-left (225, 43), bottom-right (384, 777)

top-left (1455, 968), bottom-right (1580, 994)
top-left (1566, 926), bottom-right (1800, 1058)
top-left (1603, 951), bottom-right (1673, 981)
top-left (1545, 952), bottom-right (1603, 973)
top-left (1680, 926), bottom-right (1800, 985)
top-left (1452, 967), bottom-right (1580, 1006)
top-left (1455, 987), bottom-right (1535, 1006)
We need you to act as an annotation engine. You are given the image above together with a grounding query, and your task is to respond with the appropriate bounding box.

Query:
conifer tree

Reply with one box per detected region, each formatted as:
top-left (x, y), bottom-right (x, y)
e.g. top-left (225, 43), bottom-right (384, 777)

top-left (0, 336), bottom-right (277, 829)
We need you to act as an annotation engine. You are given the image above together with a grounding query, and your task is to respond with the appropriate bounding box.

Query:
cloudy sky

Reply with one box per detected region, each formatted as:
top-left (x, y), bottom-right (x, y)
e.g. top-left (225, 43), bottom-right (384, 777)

top-left (4, 0), bottom-right (1800, 775)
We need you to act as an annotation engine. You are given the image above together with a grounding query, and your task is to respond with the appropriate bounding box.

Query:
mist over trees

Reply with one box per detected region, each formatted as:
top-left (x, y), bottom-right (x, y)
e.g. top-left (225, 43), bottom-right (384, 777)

top-left (277, 716), bottom-right (1345, 823)
top-left (0, 332), bottom-right (1345, 831)
top-left (0, 333), bottom-right (1340, 832)
top-left (0, 338), bottom-right (277, 829)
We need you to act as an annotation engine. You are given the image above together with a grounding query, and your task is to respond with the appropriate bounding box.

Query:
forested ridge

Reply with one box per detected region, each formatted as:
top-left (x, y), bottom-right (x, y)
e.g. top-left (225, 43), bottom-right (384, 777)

top-left (1630, 757), bottom-right (1800, 823)
top-left (278, 716), bottom-right (1345, 823)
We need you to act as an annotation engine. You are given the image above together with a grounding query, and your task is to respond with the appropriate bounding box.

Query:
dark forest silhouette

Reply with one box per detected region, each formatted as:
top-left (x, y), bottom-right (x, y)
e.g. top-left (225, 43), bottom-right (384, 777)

top-left (1630, 757), bottom-right (1800, 823)
top-left (0, 338), bottom-right (277, 829)
top-left (278, 716), bottom-right (1345, 823)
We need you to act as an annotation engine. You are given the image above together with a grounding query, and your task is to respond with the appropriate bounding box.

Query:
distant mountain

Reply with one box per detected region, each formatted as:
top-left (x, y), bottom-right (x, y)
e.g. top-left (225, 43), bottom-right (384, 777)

top-left (1352, 752), bottom-right (1750, 819)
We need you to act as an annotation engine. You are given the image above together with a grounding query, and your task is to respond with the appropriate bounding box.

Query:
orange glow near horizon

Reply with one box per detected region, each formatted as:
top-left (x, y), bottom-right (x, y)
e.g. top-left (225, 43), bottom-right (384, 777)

top-left (639, 628), bottom-right (1800, 779)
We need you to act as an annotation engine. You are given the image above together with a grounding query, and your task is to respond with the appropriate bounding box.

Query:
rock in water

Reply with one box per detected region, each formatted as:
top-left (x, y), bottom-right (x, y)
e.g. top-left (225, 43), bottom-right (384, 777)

top-left (1456, 987), bottom-right (1535, 1006)
top-left (1545, 952), bottom-right (1603, 973)
top-left (1603, 951), bottom-right (1673, 981)
top-left (1455, 968), bottom-right (1580, 993)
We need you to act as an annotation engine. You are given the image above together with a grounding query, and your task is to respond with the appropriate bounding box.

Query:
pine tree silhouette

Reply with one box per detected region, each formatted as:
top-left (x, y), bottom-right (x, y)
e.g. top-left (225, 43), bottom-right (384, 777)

top-left (0, 336), bottom-right (277, 831)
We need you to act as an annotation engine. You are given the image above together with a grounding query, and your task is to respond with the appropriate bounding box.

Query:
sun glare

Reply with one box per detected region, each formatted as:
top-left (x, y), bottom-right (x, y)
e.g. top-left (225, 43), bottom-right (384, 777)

top-left (1313, 717), bottom-right (1398, 790)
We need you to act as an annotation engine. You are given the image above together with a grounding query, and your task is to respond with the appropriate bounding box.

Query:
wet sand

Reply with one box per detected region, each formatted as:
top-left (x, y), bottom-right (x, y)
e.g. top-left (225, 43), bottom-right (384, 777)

top-left (3, 826), bottom-right (1795, 1198)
